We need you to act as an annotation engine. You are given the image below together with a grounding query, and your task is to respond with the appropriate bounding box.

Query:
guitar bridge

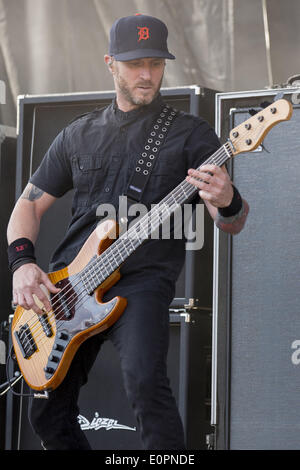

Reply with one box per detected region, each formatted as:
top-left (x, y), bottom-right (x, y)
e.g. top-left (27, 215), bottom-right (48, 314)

top-left (14, 323), bottom-right (37, 359)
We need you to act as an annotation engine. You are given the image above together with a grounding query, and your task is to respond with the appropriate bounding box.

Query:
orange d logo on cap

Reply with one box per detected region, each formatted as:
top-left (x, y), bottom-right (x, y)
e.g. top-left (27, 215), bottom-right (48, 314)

top-left (138, 26), bottom-right (150, 42)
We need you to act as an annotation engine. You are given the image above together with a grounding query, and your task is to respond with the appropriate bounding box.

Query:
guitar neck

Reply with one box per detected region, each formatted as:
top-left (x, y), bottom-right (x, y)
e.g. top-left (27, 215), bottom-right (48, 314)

top-left (81, 142), bottom-right (233, 292)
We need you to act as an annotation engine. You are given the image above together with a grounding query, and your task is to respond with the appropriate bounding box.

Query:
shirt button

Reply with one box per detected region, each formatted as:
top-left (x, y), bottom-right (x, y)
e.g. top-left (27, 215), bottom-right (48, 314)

top-left (104, 187), bottom-right (110, 193)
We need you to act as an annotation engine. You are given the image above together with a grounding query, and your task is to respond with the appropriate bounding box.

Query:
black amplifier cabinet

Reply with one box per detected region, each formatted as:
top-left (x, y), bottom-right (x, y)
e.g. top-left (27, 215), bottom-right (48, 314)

top-left (211, 88), bottom-right (300, 450)
top-left (7, 311), bottom-right (212, 450)
top-left (0, 126), bottom-right (16, 450)
top-left (15, 86), bottom-right (216, 309)
top-left (0, 126), bottom-right (17, 324)
top-left (75, 310), bottom-right (212, 450)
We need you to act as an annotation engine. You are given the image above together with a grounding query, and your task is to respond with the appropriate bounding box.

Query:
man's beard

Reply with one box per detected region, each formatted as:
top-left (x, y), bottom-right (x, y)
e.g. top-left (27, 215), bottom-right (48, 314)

top-left (115, 73), bottom-right (163, 107)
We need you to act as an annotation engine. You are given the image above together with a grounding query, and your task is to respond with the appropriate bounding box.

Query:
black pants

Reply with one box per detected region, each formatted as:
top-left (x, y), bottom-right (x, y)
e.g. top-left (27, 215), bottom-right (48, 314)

top-left (28, 289), bottom-right (185, 450)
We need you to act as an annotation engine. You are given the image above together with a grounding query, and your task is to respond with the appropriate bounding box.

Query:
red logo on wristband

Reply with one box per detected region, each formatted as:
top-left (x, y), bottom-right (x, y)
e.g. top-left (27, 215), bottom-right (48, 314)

top-left (15, 244), bottom-right (28, 252)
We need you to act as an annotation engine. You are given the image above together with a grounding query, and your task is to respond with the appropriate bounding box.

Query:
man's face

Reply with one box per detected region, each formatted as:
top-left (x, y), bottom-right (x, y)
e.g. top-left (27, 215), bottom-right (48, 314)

top-left (111, 57), bottom-right (165, 111)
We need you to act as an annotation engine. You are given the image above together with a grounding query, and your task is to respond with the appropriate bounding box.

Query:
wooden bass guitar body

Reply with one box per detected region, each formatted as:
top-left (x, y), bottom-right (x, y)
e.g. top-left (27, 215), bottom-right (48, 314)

top-left (11, 219), bottom-right (127, 391)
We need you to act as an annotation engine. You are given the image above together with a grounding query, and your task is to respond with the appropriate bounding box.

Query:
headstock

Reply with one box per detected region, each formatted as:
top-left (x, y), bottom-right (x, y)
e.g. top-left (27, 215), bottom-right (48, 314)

top-left (229, 99), bottom-right (293, 156)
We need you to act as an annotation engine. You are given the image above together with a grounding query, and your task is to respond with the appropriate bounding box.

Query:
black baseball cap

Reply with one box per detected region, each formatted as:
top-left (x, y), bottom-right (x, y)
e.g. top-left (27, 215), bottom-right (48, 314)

top-left (109, 14), bottom-right (175, 61)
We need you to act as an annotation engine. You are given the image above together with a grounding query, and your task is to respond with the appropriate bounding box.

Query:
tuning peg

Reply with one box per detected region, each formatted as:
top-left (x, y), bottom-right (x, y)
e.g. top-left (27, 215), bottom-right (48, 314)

top-left (260, 101), bottom-right (271, 109)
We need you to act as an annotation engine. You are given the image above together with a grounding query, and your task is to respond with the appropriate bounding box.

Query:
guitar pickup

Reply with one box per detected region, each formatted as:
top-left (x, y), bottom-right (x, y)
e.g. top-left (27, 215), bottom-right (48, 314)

top-left (38, 312), bottom-right (53, 337)
top-left (14, 323), bottom-right (37, 359)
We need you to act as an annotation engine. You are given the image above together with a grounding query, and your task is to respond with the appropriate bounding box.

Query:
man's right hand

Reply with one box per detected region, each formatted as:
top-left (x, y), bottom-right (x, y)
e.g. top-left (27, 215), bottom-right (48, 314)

top-left (13, 263), bottom-right (61, 315)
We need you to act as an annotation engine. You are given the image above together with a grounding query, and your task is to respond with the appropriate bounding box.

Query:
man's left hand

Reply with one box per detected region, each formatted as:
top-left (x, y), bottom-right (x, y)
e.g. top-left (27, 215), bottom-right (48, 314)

top-left (186, 164), bottom-right (233, 208)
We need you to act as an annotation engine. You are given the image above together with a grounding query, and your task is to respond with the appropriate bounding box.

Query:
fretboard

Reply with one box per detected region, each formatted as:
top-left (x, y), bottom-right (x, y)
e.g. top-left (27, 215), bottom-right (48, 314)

top-left (81, 141), bottom-right (233, 293)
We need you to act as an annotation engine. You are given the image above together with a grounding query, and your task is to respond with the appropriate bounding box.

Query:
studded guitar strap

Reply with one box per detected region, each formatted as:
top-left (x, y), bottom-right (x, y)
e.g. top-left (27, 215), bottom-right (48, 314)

top-left (124, 103), bottom-right (179, 206)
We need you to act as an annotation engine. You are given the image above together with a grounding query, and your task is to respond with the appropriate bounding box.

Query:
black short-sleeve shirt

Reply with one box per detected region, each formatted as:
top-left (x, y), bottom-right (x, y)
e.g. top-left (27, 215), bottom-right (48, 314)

top-left (30, 94), bottom-right (220, 299)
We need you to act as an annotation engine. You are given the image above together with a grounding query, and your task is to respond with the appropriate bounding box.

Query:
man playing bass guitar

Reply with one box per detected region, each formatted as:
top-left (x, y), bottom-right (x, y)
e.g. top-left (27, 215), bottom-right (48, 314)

top-left (7, 15), bottom-right (249, 450)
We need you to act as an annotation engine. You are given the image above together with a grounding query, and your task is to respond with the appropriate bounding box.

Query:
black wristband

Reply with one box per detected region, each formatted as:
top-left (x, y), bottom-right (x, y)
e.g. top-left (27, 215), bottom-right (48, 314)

top-left (8, 238), bottom-right (36, 272)
top-left (218, 185), bottom-right (242, 218)
top-left (11, 258), bottom-right (36, 274)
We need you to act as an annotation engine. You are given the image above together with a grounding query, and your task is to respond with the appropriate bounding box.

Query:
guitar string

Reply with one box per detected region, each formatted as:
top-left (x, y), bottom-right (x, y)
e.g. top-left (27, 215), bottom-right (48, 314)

top-left (24, 98), bottom-right (284, 373)
top-left (18, 107), bottom-right (271, 340)
top-left (16, 109), bottom-right (277, 378)
top-left (21, 129), bottom-right (258, 359)
top-left (24, 104), bottom-right (274, 349)
top-left (16, 143), bottom-right (232, 353)
top-left (19, 104), bottom-right (270, 337)
top-left (15, 143), bottom-right (232, 351)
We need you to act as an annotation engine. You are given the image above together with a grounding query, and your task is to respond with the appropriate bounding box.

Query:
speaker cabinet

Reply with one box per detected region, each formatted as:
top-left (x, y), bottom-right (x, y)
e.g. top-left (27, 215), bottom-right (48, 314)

top-left (77, 312), bottom-right (212, 450)
top-left (0, 127), bottom-right (17, 450)
top-left (211, 88), bottom-right (300, 450)
top-left (7, 312), bottom-right (212, 450)
top-left (0, 126), bottom-right (16, 324)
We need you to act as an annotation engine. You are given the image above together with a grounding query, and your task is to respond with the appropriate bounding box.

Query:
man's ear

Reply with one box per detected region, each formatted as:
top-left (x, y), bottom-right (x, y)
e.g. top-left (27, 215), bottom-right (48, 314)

top-left (104, 55), bottom-right (115, 73)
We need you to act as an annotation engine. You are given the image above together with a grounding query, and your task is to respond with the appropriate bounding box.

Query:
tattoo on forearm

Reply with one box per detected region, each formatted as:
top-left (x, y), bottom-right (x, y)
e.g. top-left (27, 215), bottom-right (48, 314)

top-left (216, 199), bottom-right (249, 235)
top-left (21, 184), bottom-right (44, 201)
